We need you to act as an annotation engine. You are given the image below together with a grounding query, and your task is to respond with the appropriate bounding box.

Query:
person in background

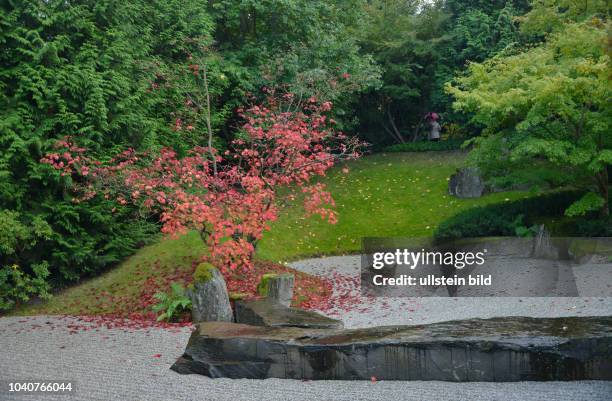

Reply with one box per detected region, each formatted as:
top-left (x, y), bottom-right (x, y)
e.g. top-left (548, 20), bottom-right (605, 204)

top-left (426, 112), bottom-right (441, 141)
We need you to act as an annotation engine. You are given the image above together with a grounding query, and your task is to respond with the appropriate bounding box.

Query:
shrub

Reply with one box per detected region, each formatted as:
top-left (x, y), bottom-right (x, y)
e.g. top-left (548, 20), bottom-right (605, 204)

top-left (152, 283), bottom-right (192, 322)
top-left (45, 99), bottom-right (362, 272)
top-left (0, 210), bottom-right (53, 310)
top-left (574, 218), bottom-right (612, 237)
top-left (384, 139), bottom-right (465, 153)
top-left (434, 191), bottom-right (587, 241)
top-left (0, 263), bottom-right (50, 311)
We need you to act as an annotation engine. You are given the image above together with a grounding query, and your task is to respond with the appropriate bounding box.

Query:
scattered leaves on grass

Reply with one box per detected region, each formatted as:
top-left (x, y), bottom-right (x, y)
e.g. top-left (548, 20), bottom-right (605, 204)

top-left (26, 258), bottom-right (332, 329)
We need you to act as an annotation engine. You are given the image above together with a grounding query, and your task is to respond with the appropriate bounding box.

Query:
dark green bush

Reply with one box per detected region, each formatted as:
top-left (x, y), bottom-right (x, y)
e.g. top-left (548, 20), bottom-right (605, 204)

top-left (0, 0), bottom-right (212, 308)
top-left (433, 191), bottom-right (588, 241)
top-left (384, 139), bottom-right (465, 153)
top-left (574, 218), bottom-right (612, 237)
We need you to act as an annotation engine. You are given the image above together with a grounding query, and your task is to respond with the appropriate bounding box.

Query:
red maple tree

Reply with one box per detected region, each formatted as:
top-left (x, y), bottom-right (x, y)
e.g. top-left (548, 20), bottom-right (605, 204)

top-left (43, 95), bottom-right (363, 272)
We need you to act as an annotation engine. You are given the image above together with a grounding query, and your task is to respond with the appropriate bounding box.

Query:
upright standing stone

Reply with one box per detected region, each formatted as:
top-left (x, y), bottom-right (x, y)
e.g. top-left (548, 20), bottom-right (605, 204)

top-left (532, 225), bottom-right (557, 259)
top-left (189, 263), bottom-right (233, 323)
top-left (257, 273), bottom-right (294, 307)
top-left (448, 167), bottom-right (485, 198)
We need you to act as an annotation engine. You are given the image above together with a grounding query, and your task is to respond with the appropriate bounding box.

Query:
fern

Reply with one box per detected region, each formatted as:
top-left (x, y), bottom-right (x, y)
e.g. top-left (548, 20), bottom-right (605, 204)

top-left (152, 283), bottom-right (192, 322)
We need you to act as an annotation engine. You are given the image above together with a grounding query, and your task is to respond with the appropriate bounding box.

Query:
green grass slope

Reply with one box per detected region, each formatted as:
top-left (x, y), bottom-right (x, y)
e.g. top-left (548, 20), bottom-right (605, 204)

top-left (257, 151), bottom-right (528, 262)
top-left (14, 232), bottom-right (204, 316)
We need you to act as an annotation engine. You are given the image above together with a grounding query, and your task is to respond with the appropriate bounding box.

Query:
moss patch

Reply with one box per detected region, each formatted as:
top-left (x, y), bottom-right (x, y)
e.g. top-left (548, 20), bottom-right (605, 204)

top-left (257, 273), bottom-right (276, 296)
top-left (194, 262), bottom-right (216, 283)
top-left (229, 292), bottom-right (250, 301)
top-left (256, 273), bottom-right (293, 296)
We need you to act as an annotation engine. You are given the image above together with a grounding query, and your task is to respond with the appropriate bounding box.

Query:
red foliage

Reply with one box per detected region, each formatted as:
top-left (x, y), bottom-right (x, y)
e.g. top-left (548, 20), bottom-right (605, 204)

top-left (43, 96), bottom-right (363, 273)
top-left (42, 257), bottom-right (330, 329)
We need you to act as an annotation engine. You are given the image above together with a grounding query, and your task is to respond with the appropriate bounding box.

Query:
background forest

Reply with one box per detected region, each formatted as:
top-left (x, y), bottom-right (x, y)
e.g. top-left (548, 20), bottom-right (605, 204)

top-left (1, 0), bottom-right (610, 311)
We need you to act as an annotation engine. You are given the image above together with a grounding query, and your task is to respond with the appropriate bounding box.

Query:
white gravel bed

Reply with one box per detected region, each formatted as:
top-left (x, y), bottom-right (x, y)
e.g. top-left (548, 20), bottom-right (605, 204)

top-left (1, 316), bottom-right (611, 401)
top-left (1, 255), bottom-right (610, 401)
top-left (289, 255), bottom-right (612, 328)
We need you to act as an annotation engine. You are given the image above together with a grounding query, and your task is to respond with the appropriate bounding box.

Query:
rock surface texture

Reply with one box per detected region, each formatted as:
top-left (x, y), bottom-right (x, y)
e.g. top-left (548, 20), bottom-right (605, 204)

top-left (189, 264), bottom-right (233, 323)
top-left (235, 299), bottom-right (343, 329)
top-left (448, 167), bottom-right (485, 198)
top-left (257, 273), bottom-right (295, 306)
top-left (171, 316), bottom-right (612, 381)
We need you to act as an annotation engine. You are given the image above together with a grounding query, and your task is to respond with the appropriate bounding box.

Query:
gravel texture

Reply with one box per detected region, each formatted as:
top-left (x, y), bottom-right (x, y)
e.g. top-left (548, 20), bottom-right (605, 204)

top-left (1, 316), bottom-right (611, 401)
top-left (1, 254), bottom-right (610, 401)
top-left (289, 255), bottom-right (612, 328)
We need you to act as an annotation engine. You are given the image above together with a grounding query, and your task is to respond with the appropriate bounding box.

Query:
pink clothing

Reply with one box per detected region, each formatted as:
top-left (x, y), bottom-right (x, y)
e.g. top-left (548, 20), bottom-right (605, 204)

top-left (426, 112), bottom-right (439, 121)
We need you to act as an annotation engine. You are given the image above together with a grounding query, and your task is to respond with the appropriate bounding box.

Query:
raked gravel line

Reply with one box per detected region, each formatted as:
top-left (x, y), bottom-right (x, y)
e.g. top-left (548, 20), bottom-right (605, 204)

top-left (288, 255), bottom-right (612, 328)
top-left (0, 255), bottom-right (610, 401)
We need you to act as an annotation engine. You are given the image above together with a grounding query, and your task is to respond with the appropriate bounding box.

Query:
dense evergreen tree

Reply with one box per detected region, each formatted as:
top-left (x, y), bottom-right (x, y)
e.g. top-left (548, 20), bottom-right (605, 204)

top-left (206, 0), bottom-right (381, 133)
top-left (0, 0), bottom-right (215, 307)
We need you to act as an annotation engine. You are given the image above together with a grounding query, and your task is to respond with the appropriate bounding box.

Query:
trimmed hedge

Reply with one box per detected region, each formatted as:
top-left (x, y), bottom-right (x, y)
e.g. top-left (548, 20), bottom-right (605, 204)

top-left (573, 218), bottom-right (612, 237)
top-left (384, 139), bottom-right (465, 153)
top-left (433, 191), bottom-right (605, 241)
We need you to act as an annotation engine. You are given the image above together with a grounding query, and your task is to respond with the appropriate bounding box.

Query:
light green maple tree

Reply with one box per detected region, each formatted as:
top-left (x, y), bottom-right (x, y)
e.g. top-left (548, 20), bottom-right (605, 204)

top-left (447, 9), bottom-right (611, 217)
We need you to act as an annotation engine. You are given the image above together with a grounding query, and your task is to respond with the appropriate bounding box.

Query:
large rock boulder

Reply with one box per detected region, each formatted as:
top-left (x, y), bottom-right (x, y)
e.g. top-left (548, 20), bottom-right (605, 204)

top-left (235, 299), bottom-right (343, 329)
top-left (257, 273), bottom-right (294, 307)
top-left (188, 263), bottom-right (233, 323)
top-left (448, 167), bottom-right (485, 198)
top-left (171, 316), bottom-right (612, 381)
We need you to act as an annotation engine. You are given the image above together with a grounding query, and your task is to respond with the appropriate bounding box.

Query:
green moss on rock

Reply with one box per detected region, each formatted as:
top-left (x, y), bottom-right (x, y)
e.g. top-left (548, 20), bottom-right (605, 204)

top-left (194, 263), bottom-right (216, 283)
top-left (257, 273), bottom-right (293, 296)
top-left (229, 292), bottom-right (250, 301)
top-left (257, 274), bottom-right (276, 296)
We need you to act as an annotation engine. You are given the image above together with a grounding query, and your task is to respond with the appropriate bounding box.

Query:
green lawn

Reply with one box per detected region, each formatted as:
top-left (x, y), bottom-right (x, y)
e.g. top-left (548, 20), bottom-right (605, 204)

top-left (257, 151), bottom-right (529, 262)
top-left (14, 151), bottom-right (531, 316)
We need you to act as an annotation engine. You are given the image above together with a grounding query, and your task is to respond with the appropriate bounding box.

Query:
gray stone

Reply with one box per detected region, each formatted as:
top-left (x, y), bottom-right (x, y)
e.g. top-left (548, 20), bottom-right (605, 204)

top-left (235, 299), bottom-right (343, 329)
top-left (449, 167), bottom-right (485, 198)
top-left (258, 273), bottom-right (294, 306)
top-left (189, 264), bottom-right (233, 323)
top-left (532, 225), bottom-right (558, 259)
top-left (171, 316), bottom-right (612, 381)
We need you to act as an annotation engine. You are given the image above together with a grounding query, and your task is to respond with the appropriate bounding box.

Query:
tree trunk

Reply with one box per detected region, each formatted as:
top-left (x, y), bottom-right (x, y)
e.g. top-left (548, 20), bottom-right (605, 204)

top-left (382, 122), bottom-right (403, 144)
top-left (386, 107), bottom-right (405, 143)
top-left (596, 168), bottom-right (609, 217)
top-left (202, 65), bottom-right (217, 175)
top-left (412, 114), bottom-right (427, 142)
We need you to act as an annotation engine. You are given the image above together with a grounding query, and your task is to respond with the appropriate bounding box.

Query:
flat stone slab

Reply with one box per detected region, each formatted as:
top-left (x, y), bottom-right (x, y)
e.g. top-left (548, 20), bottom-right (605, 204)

top-left (171, 316), bottom-right (612, 381)
top-left (235, 299), bottom-right (343, 329)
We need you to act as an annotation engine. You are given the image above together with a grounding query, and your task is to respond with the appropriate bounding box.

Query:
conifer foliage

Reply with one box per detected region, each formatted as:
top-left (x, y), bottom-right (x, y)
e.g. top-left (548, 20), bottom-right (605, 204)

top-left (0, 0), bottom-right (213, 308)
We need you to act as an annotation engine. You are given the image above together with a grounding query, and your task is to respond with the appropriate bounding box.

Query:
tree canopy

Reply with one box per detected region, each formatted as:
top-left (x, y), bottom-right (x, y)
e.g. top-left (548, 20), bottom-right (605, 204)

top-left (448, 1), bottom-right (611, 216)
